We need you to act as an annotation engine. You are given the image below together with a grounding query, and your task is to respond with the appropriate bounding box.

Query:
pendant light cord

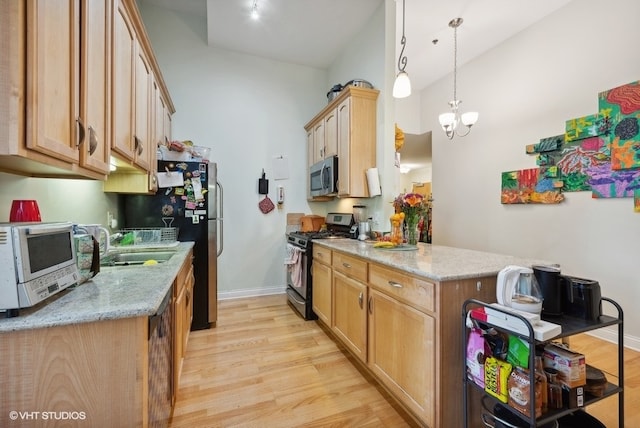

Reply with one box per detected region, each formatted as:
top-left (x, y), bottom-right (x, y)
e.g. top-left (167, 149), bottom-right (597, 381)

top-left (397, 0), bottom-right (407, 72)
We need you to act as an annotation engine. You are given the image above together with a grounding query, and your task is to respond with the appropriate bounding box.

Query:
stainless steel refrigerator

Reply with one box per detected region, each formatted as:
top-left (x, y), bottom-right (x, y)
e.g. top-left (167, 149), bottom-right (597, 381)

top-left (121, 161), bottom-right (223, 330)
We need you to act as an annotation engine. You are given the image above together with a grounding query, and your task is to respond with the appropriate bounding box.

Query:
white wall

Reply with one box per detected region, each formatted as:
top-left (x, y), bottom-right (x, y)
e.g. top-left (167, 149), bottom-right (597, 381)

top-left (0, 172), bottom-right (117, 225)
top-left (415, 0), bottom-right (640, 345)
top-left (138, 3), bottom-right (331, 297)
top-left (320, 0), bottom-right (399, 232)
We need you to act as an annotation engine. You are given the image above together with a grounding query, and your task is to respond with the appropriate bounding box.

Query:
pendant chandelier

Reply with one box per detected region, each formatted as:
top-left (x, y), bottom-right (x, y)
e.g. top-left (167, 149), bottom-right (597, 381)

top-left (438, 18), bottom-right (478, 139)
top-left (392, 0), bottom-right (411, 98)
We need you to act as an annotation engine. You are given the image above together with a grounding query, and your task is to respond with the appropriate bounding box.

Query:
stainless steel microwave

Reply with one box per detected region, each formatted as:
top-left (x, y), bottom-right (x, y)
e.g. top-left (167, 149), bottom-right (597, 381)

top-left (310, 156), bottom-right (338, 197)
top-left (0, 222), bottom-right (79, 316)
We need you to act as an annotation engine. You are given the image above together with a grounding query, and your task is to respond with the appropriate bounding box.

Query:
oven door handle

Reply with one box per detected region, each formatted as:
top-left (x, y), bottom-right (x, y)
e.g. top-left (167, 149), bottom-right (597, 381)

top-left (286, 288), bottom-right (306, 305)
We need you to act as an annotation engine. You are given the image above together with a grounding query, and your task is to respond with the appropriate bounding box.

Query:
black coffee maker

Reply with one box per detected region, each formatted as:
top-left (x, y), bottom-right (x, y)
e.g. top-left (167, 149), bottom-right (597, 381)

top-left (533, 265), bottom-right (602, 320)
top-left (532, 265), bottom-right (563, 317)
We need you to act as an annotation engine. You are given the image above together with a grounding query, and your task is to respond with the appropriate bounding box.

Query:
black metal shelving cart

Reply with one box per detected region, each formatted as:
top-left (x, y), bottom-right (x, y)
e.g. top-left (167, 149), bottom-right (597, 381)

top-left (462, 298), bottom-right (624, 428)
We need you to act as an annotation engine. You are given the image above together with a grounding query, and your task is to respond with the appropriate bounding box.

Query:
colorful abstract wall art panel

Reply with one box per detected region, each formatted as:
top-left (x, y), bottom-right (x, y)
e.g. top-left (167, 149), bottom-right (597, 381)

top-left (526, 134), bottom-right (564, 154)
top-left (544, 136), bottom-right (610, 192)
top-left (565, 113), bottom-right (611, 142)
top-left (598, 80), bottom-right (640, 170)
top-left (508, 79), bottom-right (640, 211)
top-left (501, 167), bottom-right (564, 204)
top-left (587, 163), bottom-right (640, 198)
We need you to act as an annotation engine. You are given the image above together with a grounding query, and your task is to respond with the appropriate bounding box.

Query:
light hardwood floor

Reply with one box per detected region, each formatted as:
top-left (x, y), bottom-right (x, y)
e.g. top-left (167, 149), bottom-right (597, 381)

top-left (169, 295), bottom-right (639, 427)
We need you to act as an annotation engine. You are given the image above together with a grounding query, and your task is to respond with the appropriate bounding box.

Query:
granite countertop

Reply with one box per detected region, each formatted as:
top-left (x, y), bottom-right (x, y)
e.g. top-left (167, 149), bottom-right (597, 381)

top-left (0, 242), bottom-right (194, 333)
top-left (314, 239), bottom-right (554, 282)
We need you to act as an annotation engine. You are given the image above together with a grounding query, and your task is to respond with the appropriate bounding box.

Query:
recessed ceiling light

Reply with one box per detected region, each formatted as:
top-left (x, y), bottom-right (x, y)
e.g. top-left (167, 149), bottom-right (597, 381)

top-left (250, 0), bottom-right (259, 20)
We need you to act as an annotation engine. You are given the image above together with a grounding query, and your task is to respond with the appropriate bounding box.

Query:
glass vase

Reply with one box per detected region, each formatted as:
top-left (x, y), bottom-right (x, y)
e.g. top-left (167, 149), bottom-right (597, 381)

top-left (390, 219), bottom-right (404, 245)
top-left (405, 216), bottom-right (420, 245)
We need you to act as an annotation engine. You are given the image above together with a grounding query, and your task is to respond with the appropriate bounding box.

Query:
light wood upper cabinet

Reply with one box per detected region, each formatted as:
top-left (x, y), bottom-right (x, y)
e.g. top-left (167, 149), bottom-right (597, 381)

top-left (337, 87), bottom-right (378, 197)
top-left (0, 0), bottom-right (112, 179)
top-left (104, 0), bottom-right (175, 193)
top-left (80, 0), bottom-right (112, 175)
top-left (323, 108), bottom-right (338, 159)
top-left (304, 86), bottom-right (378, 199)
top-left (133, 43), bottom-right (152, 171)
top-left (25, 0), bottom-right (80, 165)
top-left (111, 0), bottom-right (136, 162)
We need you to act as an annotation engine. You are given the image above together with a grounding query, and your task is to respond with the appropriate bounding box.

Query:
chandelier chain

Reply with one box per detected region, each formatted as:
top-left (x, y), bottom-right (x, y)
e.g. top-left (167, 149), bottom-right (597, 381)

top-left (452, 22), bottom-right (458, 103)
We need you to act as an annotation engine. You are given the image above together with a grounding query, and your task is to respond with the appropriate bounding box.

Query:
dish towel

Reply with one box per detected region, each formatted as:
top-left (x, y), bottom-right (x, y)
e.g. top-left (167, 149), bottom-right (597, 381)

top-left (284, 243), bottom-right (303, 288)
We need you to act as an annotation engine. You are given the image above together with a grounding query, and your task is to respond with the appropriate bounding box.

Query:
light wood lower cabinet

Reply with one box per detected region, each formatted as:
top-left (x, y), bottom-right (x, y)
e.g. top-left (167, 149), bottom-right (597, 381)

top-left (333, 270), bottom-right (368, 363)
top-left (314, 245), bottom-right (496, 427)
top-left (173, 249), bottom-right (194, 399)
top-left (368, 286), bottom-right (435, 427)
top-left (0, 316), bottom-right (148, 427)
top-left (311, 245), bottom-right (332, 325)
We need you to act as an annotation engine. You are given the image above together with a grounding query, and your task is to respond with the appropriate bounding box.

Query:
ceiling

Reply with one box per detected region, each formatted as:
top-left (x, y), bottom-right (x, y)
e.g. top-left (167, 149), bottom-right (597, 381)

top-left (140, 0), bottom-right (572, 92)
top-left (139, 0), bottom-right (572, 171)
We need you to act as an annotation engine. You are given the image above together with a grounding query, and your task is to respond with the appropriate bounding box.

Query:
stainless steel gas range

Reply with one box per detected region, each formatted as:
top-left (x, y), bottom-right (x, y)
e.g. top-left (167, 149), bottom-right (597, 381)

top-left (285, 213), bottom-right (354, 320)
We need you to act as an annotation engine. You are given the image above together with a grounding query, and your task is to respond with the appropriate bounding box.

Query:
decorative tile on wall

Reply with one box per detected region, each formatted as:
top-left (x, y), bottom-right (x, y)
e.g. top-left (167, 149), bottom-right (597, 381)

top-left (501, 167), bottom-right (563, 204)
top-left (565, 113), bottom-right (611, 142)
top-left (588, 163), bottom-right (640, 198)
top-left (547, 135), bottom-right (609, 192)
top-left (598, 80), bottom-right (640, 170)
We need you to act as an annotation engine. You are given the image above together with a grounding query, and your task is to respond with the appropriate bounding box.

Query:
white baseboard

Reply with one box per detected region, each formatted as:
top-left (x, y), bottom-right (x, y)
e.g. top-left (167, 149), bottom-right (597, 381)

top-left (218, 286), bottom-right (286, 301)
top-left (583, 326), bottom-right (640, 352)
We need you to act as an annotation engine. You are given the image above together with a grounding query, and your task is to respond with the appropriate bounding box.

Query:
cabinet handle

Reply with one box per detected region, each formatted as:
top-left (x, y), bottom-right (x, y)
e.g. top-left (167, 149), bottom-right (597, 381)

top-left (76, 117), bottom-right (86, 148)
top-left (358, 292), bottom-right (363, 309)
top-left (368, 296), bottom-right (373, 314)
top-left (388, 281), bottom-right (403, 288)
top-left (134, 136), bottom-right (143, 156)
top-left (342, 262), bottom-right (351, 269)
top-left (88, 126), bottom-right (98, 155)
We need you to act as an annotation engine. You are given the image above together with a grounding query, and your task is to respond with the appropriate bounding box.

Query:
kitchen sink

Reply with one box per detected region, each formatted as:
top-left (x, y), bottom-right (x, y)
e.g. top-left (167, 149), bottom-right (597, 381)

top-left (100, 250), bottom-right (177, 267)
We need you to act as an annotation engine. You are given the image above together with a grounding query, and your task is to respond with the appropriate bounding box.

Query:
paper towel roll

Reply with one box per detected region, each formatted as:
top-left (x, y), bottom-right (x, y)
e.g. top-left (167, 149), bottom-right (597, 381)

top-left (366, 167), bottom-right (381, 197)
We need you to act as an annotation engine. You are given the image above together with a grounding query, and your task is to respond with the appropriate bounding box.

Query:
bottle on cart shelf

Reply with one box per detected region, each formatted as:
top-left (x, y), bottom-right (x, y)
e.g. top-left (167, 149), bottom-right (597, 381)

top-left (545, 367), bottom-right (563, 410)
top-left (535, 355), bottom-right (548, 413)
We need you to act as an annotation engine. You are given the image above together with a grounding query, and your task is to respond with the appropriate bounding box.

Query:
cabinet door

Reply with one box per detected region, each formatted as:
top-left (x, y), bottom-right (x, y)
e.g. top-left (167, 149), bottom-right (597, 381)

top-left (173, 285), bottom-right (185, 400)
top-left (25, 0), bottom-right (81, 164)
top-left (79, 0), bottom-right (111, 175)
top-left (368, 288), bottom-right (435, 427)
top-left (337, 97), bottom-right (351, 196)
top-left (312, 260), bottom-right (332, 326)
top-left (312, 121), bottom-right (325, 163)
top-left (324, 108), bottom-right (338, 158)
top-left (133, 43), bottom-right (151, 171)
top-left (112, 0), bottom-right (136, 161)
top-left (333, 270), bottom-right (367, 363)
top-left (184, 265), bottom-right (194, 354)
top-left (164, 100), bottom-right (172, 143)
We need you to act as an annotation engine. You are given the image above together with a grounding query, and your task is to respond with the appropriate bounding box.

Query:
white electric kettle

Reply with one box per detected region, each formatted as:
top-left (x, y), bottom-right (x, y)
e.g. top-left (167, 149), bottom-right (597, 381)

top-left (496, 265), bottom-right (543, 314)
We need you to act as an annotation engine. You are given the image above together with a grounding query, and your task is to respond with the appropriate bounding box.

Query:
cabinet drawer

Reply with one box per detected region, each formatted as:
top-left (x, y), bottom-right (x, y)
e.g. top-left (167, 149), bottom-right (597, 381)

top-left (369, 264), bottom-right (434, 313)
top-left (312, 245), bottom-right (332, 265)
top-left (332, 251), bottom-right (367, 282)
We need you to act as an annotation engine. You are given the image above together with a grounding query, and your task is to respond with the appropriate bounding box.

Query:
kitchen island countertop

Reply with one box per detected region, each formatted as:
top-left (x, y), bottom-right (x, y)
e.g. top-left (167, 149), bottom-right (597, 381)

top-left (314, 239), bottom-right (554, 282)
top-left (0, 242), bottom-right (194, 332)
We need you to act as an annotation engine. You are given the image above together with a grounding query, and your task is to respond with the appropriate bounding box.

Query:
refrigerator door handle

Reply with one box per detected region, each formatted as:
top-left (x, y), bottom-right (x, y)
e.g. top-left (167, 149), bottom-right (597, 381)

top-left (217, 181), bottom-right (223, 257)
